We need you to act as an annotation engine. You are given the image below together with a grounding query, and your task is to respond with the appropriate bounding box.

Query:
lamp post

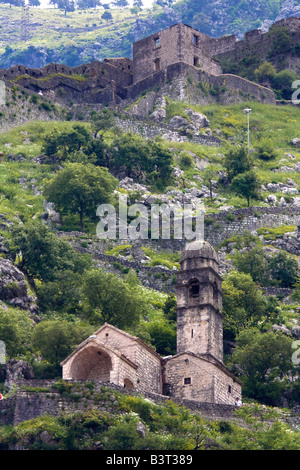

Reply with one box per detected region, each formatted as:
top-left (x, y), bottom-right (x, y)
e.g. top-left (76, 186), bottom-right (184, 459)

top-left (243, 107), bottom-right (251, 147)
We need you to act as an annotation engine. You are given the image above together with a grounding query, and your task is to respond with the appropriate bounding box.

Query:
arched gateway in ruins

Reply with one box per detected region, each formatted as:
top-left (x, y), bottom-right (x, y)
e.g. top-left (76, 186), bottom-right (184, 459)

top-left (61, 240), bottom-right (242, 405)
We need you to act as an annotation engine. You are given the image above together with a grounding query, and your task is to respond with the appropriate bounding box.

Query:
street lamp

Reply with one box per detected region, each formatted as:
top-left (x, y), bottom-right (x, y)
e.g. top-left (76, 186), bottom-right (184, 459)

top-left (243, 107), bottom-right (252, 147)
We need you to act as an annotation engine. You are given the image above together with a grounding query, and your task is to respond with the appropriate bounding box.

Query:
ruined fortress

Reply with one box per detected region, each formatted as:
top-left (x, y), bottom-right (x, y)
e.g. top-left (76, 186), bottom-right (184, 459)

top-left (2, 18), bottom-right (300, 108)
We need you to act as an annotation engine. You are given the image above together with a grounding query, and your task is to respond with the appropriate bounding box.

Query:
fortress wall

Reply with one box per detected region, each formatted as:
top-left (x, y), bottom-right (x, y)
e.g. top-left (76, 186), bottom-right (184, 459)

top-left (273, 17), bottom-right (300, 31)
top-left (0, 60), bottom-right (133, 89)
top-left (210, 34), bottom-right (238, 56)
top-left (197, 68), bottom-right (276, 103)
top-left (214, 18), bottom-right (300, 72)
top-left (104, 57), bottom-right (133, 73)
top-left (221, 74), bottom-right (275, 103)
top-left (127, 61), bottom-right (275, 105)
top-left (204, 205), bottom-right (300, 247)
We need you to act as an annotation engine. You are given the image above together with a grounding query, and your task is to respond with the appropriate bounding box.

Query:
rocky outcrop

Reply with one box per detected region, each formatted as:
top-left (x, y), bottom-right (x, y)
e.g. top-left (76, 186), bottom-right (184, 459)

top-left (4, 360), bottom-right (34, 390)
top-left (0, 258), bottom-right (38, 314)
top-left (168, 109), bottom-right (210, 135)
top-left (275, 0), bottom-right (300, 22)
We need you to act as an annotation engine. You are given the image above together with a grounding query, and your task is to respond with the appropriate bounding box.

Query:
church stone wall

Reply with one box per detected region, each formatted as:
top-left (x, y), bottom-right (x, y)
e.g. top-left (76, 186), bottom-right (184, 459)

top-left (213, 366), bottom-right (242, 405)
top-left (164, 354), bottom-right (241, 404)
top-left (134, 344), bottom-right (163, 395)
top-left (96, 327), bottom-right (162, 394)
top-left (164, 353), bottom-right (214, 403)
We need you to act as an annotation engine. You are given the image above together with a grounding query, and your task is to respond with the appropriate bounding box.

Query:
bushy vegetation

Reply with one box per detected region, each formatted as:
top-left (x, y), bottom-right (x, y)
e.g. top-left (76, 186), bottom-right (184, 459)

top-left (0, 387), bottom-right (299, 450)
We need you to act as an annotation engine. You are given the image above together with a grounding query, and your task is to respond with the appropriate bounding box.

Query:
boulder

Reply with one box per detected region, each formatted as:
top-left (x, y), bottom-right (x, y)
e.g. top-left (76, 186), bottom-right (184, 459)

top-left (4, 359), bottom-right (34, 389)
top-left (0, 258), bottom-right (38, 313)
top-left (278, 196), bottom-right (287, 207)
top-left (43, 202), bottom-right (61, 226)
top-left (169, 115), bottom-right (190, 129)
top-left (136, 421), bottom-right (147, 438)
top-left (151, 96), bottom-right (167, 121)
top-left (266, 194), bottom-right (277, 206)
top-left (291, 325), bottom-right (300, 339)
top-left (271, 324), bottom-right (292, 336)
top-left (292, 138), bottom-right (300, 147)
top-left (168, 109), bottom-right (210, 134)
top-left (185, 108), bottom-right (210, 131)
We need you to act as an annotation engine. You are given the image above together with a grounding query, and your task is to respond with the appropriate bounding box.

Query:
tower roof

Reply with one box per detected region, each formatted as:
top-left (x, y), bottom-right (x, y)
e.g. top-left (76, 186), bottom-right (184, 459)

top-left (180, 239), bottom-right (219, 263)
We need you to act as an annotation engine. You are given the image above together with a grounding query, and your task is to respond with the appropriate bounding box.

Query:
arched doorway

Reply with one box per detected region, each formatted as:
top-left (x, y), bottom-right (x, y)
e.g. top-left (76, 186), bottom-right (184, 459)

top-left (69, 345), bottom-right (112, 381)
top-left (124, 378), bottom-right (134, 390)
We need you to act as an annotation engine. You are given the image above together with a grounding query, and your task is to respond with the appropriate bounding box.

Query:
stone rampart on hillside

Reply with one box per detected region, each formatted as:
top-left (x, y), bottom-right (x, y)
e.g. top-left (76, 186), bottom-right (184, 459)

top-left (0, 380), bottom-right (299, 432)
top-left (69, 206), bottom-right (300, 294)
top-left (126, 62), bottom-right (276, 105)
top-left (204, 205), bottom-right (300, 247)
top-left (114, 114), bottom-right (222, 146)
top-left (214, 17), bottom-right (300, 74)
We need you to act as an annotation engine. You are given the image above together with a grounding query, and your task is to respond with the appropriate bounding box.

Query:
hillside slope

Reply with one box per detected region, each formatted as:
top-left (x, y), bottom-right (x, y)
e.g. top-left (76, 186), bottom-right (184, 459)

top-left (0, 1), bottom-right (299, 68)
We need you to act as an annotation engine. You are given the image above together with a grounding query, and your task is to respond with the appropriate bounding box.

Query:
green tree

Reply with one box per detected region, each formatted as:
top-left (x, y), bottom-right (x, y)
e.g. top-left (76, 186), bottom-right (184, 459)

top-left (43, 163), bottom-right (118, 231)
top-left (42, 125), bottom-right (92, 163)
top-left (36, 270), bottom-right (83, 314)
top-left (267, 251), bottom-right (298, 288)
top-left (230, 170), bottom-right (260, 207)
top-left (224, 145), bottom-right (253, 183)
top-left (110, 134), bottom-right (173, 188)
top-left (57, 0), bottom-right (75, 15)
top-left (0, 309), bottom-right (33, 358)
top-left (32, 320), bottom-right (93, 367)
top-left (228, 328), bottom-right (294, 405)
top-left (271, 69), bottom-right (299, 100)
top-left (163, 292), bottom-right (177, 322)
top-left (147, 140), bottom-right (173, 189)
top-left (91, 108), bottom-right (117, 139)
top-left (254, 61), bottom-right (276, 84)
top-left (101, 10), bottom-right (112, 21)
top-left (12, 221), bottom-right (91, 282)
top-left (202, 166), bottom-right (218, 199)
top-left (233, 246), bottom-right (268, 284)
top-left (222, 271), bottom-right (268, 340)
top-left (110, 133), bottom-right (150, 180)
top-left (145, 319), bottom-right (177, 356)
top-left (80, 269), bottom-right (147, 328)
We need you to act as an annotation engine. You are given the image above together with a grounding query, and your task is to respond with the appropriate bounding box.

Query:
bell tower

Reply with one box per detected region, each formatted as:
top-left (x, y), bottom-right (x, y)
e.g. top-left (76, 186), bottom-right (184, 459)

top-left (176, 240), bottom-right (224, 362)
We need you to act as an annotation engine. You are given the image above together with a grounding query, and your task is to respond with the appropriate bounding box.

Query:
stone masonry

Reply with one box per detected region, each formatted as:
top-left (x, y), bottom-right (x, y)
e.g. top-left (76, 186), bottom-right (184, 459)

top-left (0, 19), bottom-right (288, 107)
top-left (61, 240), bottom-right (242, 406)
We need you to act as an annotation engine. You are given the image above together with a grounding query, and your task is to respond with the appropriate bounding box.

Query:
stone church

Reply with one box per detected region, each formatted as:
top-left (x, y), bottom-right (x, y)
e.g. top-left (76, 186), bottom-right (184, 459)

top-left (61, 240), bottom-right (242, 405)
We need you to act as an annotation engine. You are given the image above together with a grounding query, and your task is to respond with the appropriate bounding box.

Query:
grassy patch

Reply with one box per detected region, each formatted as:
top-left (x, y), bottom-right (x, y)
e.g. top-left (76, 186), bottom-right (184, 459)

top-left (257, 225), bottom-right (297, 240)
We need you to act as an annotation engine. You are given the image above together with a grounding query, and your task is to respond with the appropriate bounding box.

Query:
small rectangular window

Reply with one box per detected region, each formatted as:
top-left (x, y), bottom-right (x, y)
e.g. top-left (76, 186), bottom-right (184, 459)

top-left (184, 377), bottom-right (191, 385)
top-left (228, 385), bottom-right (232, 393)
top-left (194, 56), bottom-right (199, 67)
top-left (155, 37), bottom-right (160, 48)
top-left (193, 35), bottom-right (199, 46)
top-left (154, 59), bottom-right (160, 71)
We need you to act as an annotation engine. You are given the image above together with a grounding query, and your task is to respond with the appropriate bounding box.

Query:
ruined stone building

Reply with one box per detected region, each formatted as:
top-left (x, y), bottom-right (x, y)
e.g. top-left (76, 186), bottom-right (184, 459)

top-left (61, 240), bottom-right (242, 405)
top-left (1, 18), bottom-right (293, 107)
